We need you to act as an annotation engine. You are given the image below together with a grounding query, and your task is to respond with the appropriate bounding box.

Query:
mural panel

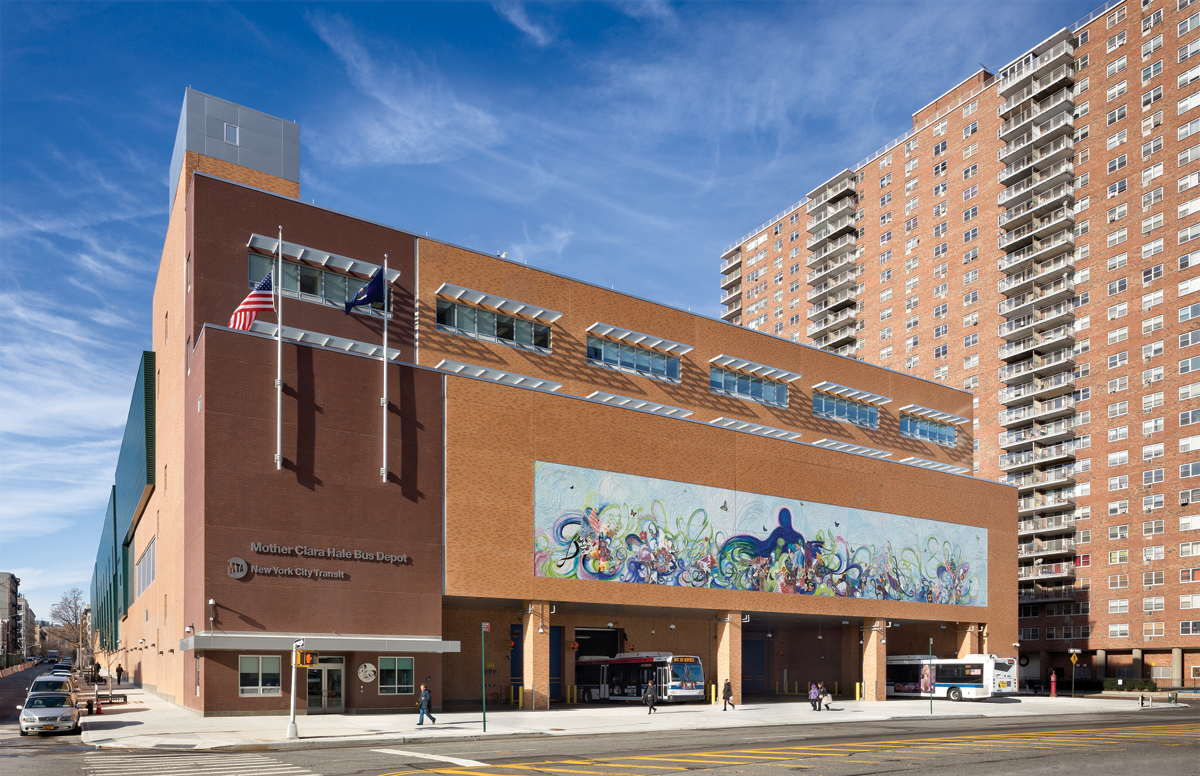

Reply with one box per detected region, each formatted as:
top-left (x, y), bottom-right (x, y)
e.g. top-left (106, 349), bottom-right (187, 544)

top-left (534, 462), bottom-right (987, 606)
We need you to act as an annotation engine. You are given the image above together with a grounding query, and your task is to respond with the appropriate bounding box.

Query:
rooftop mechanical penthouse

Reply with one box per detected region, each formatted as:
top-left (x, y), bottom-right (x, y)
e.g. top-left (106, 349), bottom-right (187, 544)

top-left (90, 88), bottom-right (1016, 716)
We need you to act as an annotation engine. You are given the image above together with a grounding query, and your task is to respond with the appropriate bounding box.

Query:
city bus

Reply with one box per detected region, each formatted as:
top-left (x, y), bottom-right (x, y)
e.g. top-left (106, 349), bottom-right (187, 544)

top-left (575, 652), bottom-right (705, 703)
top-left (886, 654), bottom-right (1018, 701)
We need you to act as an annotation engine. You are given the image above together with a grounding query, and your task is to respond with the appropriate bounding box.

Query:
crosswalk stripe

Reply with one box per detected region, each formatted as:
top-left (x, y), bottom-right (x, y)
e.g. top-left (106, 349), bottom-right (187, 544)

top-left (373, 749), bottom-right (489, 767)
top-left (84, 753), bottom-right (319, 776)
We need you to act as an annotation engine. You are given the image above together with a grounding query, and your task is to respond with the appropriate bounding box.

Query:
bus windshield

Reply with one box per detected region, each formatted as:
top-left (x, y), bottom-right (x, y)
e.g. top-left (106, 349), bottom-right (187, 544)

top-left (671, 663), bottom-right (703, 683)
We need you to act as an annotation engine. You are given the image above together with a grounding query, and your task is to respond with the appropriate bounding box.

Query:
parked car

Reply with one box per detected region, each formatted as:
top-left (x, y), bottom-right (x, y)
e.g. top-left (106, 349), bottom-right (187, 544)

top-left (17, 693), bottom-right (80, 736)
top-left (47, 664), bottom-right (73, 677)
top-left (27, 675), bottom-right (75, 696)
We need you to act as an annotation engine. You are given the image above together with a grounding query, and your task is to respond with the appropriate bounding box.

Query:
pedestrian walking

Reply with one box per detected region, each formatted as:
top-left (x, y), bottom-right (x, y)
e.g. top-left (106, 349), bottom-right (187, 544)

top-left (643, 683), bottom-right (657, 714)
top-left (819, 682), bottom-right (832, 710)
top-left (722, 679), bottom-right (735, 710)
top-left (417, 683), bottom-right (436, 725)
top-left (808, 682), bottom-right (820, 711)
top-left (115, 664), bottom-right (124, 686)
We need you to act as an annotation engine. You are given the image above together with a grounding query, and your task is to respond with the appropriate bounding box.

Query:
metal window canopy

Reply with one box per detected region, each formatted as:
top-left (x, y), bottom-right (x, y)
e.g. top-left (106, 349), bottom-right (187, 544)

top-left (898, 403), bottom-right (970, 425)
top-left (900, 456), bottom-right (971, 475)
top-left (811, 380), bottom-right (893, 406)
top-left (435, 360), bottom-right (561, 392)
top-left (586, 391), bottom-right (693, 418)
top-left (178, 631), bottom-right (459, 654)
top-left (435, 283), bottom-right (562, 323)
top-left (811, 439), bottom-right (893, 458)
top-left (249, 321), bottom-right (402, 360)
top-left (586, 323), bottom-right (694, 356)
top-left (709, 417), bottom-right (801, 440)
top-left (247, 234), bottom-right (401, 283)
top-left (709, 355), bottom-right (802, 383)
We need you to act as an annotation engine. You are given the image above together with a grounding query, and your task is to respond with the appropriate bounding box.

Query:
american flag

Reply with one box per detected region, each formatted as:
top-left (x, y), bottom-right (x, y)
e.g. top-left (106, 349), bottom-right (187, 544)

top-left (229, 272), bottom-right (275, 331)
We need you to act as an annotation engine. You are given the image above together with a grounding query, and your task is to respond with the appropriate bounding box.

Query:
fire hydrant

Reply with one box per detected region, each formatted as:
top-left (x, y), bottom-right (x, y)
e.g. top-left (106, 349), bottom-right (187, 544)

top-left (1050, 670), bottom-right (1057, 698)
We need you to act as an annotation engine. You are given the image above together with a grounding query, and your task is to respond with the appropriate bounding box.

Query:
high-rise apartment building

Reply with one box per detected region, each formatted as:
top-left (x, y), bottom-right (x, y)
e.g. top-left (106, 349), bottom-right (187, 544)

top-left (720, 0), bottom-right (1200, 687)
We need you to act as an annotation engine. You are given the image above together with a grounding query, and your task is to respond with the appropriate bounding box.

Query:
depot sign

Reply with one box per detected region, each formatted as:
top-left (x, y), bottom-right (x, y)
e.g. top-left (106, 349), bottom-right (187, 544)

top-left (249, 541), bottom-right (410, 566)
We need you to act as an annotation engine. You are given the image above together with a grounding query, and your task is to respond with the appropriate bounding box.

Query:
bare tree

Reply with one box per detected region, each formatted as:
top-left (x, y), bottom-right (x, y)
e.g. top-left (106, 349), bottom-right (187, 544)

top-left (50, 588), bottom-right (87, 666)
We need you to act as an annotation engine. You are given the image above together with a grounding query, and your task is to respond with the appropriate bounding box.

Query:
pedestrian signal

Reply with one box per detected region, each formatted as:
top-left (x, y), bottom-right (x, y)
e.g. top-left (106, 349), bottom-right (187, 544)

top-left (296, 650), bottom-right (319, 667)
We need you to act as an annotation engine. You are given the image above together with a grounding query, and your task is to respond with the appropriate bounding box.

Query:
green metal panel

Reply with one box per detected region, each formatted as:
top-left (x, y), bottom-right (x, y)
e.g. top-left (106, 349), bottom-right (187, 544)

top-left (115, 351), bottom-right (155, 547)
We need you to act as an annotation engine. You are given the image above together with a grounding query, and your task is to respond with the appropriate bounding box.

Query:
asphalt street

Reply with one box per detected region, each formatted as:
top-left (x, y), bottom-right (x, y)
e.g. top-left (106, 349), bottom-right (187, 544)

top-left (1, 663), bottom-right (1197, 776)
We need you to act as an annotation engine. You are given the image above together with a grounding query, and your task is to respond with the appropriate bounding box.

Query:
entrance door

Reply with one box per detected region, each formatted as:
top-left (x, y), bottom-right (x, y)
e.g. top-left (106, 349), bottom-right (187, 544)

top-left (656, 665), bottom-right (671, 700)
top-left (306, 657), bottom-right (344, 713)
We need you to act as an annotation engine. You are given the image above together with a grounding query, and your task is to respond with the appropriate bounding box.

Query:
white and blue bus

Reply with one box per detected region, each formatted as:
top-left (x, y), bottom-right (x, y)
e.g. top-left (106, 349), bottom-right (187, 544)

top-left (575, 652), bottom-right (705, 703)
top-left (886, 654), bottom-right (1018, 701)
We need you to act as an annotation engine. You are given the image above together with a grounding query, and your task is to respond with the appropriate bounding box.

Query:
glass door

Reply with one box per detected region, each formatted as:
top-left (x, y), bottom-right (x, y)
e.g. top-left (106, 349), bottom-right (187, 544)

top-left (324, 667), bottom-right (343, 711)
top-left (306, 668), bottom-right (324, 711)
top-left (305, 657), bottom-right (345, 713)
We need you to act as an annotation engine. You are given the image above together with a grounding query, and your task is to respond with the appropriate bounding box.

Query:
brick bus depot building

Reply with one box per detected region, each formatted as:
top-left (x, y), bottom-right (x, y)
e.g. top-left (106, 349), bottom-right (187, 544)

top-left (89, 89), bottom-right (1018, 716)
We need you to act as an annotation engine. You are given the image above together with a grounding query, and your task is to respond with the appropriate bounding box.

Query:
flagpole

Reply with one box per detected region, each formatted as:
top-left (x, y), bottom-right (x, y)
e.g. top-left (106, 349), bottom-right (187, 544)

top-left (381, 255), bottom-right (389, 483)
top-left (276, 226), bottom-right (283, 471)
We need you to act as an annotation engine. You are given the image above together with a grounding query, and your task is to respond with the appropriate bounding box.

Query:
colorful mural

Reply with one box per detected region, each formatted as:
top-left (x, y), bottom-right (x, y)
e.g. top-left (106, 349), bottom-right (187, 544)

top-left (533, 462), bottom-right (987, 606)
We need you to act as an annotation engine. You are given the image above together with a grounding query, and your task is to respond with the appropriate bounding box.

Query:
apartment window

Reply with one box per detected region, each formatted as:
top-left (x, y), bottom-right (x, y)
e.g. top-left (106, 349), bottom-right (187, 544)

top-left (378, 657), bottom-right (415, 694)
top-left (1110, 574), bottom-right (1130, 589)
top-left (880, 173), bottom-right (891, 188)
top-left (1110, 426), bottom-right (1129, 442)
top-left (1145, 442), bottom-right (1165, 461)
top-left (1108, 81), bottom-right (1128, 102)
top-left (1143, 60), bottom-right (1163, 83)
top-left (1109, 303), bottom-right (1128, 320)
top-left (1109, 326), bottom-right (1129, 344)
top-left (1145, 187), bottom-right (1165, 209)
top-left (1108, 227), bottom-right (1128, 247)
top-left (1144, 33), bottom-right (1163, 59)
top-left (1109, 624), bottom-right (1130, 637)
top-left (1110, 450), bottom-right (1130, 466)
top-left (710, 367), bottom-right (789, 408)
top-left (1146, 417), bottom-right (1165, 434)
top-left (238, 656), bottom-right (282, 697)
top-left (1182, 10), bottom-right (1200, 36)
top-left (963, 375), bottom-right (979, 390)
top-left (1110, 599), bottom-right (1129, 614)
top-left (963, 354), bottom-right (979, 369)
top-left (1184, 541), bottom-right (1200, 558)
top-left (1145, 314), bottom-right (1165, 333)
top-left (1143, 136), bottom-right (1164, 159)
top-left (963, 333), bottom-right (977, 348)
top-left (1145, 494), bottom-right (1166, 511)
top-left (1144, 85), bottom-right (1164, 108)
top-left (1110, 32), bottom-right (1128, 53)
top-left (1109, 154), bottom-right (1129, 174)
top-left (1108, 105), bottom-right (1128, 125)
top-left (1110, 376), bottom-right (1129, 393)
top-left (586, 337), bottom-right (680, 383)
top-left (1110, 550), bottom-right (1130, 565)
top-left (963, 142), bottom-right (977, 160)
top-left (813, 392), bottom-right (879, 429)
top-left (1145, 570), bottom-right (1165, 587)
top-left (1110, 474), bottom-right (1130, 490)
top-left (1144, 240), bottom-right (1165, 260)
top-left (1145, 468), bottom-right (1165, 485)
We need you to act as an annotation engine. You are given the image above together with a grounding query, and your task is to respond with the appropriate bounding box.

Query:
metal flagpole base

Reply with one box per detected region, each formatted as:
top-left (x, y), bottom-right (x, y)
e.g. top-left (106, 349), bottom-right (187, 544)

top-left (286, 721), bottom-right (298, 740)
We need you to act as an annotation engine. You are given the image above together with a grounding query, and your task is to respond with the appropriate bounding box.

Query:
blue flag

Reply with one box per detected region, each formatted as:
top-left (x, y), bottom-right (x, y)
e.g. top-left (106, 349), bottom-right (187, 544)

top-left (345, 267), bottom-right (385, 314)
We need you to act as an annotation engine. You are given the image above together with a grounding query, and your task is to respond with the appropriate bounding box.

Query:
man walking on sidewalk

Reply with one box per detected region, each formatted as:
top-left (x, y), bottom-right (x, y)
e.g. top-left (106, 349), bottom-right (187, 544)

top-left (722, 679), bottom-right (735, 710)
top-left (115, 664), bottom-right (124, 686)
top-left (643, 683), bottom-right (657, 714)
top-left (417, 684), bottom-right (436, 725)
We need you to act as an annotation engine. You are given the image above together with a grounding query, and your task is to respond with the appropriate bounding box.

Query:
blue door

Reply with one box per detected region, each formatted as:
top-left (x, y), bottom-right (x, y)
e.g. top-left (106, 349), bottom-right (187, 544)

top-left (549, 626), bottom-right (564, 701)
top-left (510, 624), bottom-right (523, 699)
top-left (742, 638), bottom-right (767, 693)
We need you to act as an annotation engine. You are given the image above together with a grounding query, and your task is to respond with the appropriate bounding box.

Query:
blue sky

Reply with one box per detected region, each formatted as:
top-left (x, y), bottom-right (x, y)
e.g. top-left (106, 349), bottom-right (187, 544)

top-left (0, 0), bottom-right (1102, 622)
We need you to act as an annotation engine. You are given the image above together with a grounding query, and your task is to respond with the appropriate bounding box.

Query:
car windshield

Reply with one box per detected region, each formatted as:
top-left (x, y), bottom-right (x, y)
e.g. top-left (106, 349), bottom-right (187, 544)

top-left (26, 696), bottom-right (70, 708)
top-left (31, 680), bottom-right (70, 692)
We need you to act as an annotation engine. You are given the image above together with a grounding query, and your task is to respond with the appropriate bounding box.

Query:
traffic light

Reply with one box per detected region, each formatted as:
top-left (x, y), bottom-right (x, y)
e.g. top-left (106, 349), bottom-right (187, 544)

top-left (296, 650), bottom-right (318, 667)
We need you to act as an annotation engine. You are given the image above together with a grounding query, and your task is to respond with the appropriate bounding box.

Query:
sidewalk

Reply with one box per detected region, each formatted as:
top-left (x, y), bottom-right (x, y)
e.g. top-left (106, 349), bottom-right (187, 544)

top-left (78, 683), bottom-right (1191, 751)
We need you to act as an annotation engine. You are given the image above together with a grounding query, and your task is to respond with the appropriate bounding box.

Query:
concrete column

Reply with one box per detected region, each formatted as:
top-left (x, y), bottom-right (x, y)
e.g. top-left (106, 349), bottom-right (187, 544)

top-left (1132, 648), bottom-right (1143, 680)
top-left (1095, 649), bottom-right (1107, 679)
top-left (1039, 649), bottom-right (1049, 681)
top-left (521, 601), bottom-right (549, 710)
top-left (1172, 648), bottom-right (1183, 688)
top-left (956, 623), bottom-right (979, 657)
top-left (840, 622), bottom-right (859, 697)
top-left (716, 610), bottom-right (742, 705)
top-left (862, 618), bottom-right (886, 701)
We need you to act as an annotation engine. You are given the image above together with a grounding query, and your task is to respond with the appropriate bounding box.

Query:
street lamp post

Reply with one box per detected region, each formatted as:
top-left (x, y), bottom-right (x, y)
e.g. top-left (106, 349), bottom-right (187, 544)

top-left (286, 638), bottom-right (304, 740)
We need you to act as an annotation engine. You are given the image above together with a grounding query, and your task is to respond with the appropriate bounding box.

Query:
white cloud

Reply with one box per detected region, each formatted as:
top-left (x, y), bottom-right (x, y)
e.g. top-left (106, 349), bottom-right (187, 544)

top-left (506, 222), bottom-right (575, 265)
top-left (492, 2), bottom-right (553, 46)
top-left (307, 12), bottom-right (504, 165)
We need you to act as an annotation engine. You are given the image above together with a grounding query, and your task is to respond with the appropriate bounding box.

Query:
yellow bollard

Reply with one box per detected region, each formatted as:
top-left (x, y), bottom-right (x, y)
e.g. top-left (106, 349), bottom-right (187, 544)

top-left (855, 682), bottom-right (862, 701)
top-left (775, 680), bottom-right (779, 695)
top-left (835, 681), bottom-right (839, 696)
top-left (519, 686), bottom-right (524, 710)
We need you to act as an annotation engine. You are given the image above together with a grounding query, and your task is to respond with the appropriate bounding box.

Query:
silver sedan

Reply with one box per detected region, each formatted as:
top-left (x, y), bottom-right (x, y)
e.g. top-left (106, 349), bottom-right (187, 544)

top-left (17, 693), bottom-right (80, 736)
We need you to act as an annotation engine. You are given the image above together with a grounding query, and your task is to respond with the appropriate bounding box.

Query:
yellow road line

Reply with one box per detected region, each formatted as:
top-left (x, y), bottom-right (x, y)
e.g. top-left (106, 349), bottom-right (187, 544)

top-left (628, 758), bottom-right (751, 765)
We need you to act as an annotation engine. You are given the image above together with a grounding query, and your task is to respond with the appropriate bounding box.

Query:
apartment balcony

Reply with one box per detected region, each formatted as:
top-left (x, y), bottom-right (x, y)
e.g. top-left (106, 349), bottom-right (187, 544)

top-left (999, 441), bottom-right (1076, 472)
top-left (1016, 492), bottom-right (1076, 515)
top-left (999, 179), bottom-right (1074, 230)
top-left (1030, 62), bottom-right (1073, 101)
top-left (1032, 39), bottom-right (1076, 79)
top-left (811, 326), bottom-right (857, 351)
top-left (999, 392), bottom-right (1076, 429)
top-left (997, 252), bottom-right (1074, 294)
top-left (829, 342), bottom-right (859, 358)
top-left (807, 253), bottom-right (855, 283)
top-left (807, 307), bottom-right (858, 339)
top-left (808, 233), bottom-right (857, 265)
top-left (720, 287), bottom-right (742, 306)
top-left (998, 229), bottom-right (1074, 275)
top-left (806, 215), bottom-right (857, 251)
top-left (720, 253), bottom-right (742, 273)
top-left (1017, 585), bottom-right (1076, 602)
top-left (998, 371), bottom-right (1075, 406)
top-left (1017, 538), bottom-right (1077, 558)
top-left (806, 196), bottom-right (856, 232)
top-left (720, 269), bottom-right (742, 290)
top-left (805, 174), bottom-right (857, 212)
top-left (999, 278), bottom-right (1075, 322)
top-left (1017, 514), bottom-right (1077, 537)
top-left (1002, 464), bottom-right (1075, 493)
top-left (807, 287), bottom-right (858, 318)
top-left (1001, 421), bottom-right (1075, 455)
top-left (1016, 561), bottom-right (1075, 581)
top-left (999, 85), bottom-right (1035, 120)
top-left (721, 299), bottom-right (743, 321)
top-left (997, 347), bottom-right (1074, 385)
top-left (997, 299), bottom-right (1074, 341)
top-left (807, 269), bottom-right (857, 303)
top-left (1000, 134), bottom-right (1075, 188)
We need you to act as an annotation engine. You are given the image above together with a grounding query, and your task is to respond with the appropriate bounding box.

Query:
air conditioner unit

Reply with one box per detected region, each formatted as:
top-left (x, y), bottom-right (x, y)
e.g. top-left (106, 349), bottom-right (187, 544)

top-left (1181, 492), bottom-right (1192, 505)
